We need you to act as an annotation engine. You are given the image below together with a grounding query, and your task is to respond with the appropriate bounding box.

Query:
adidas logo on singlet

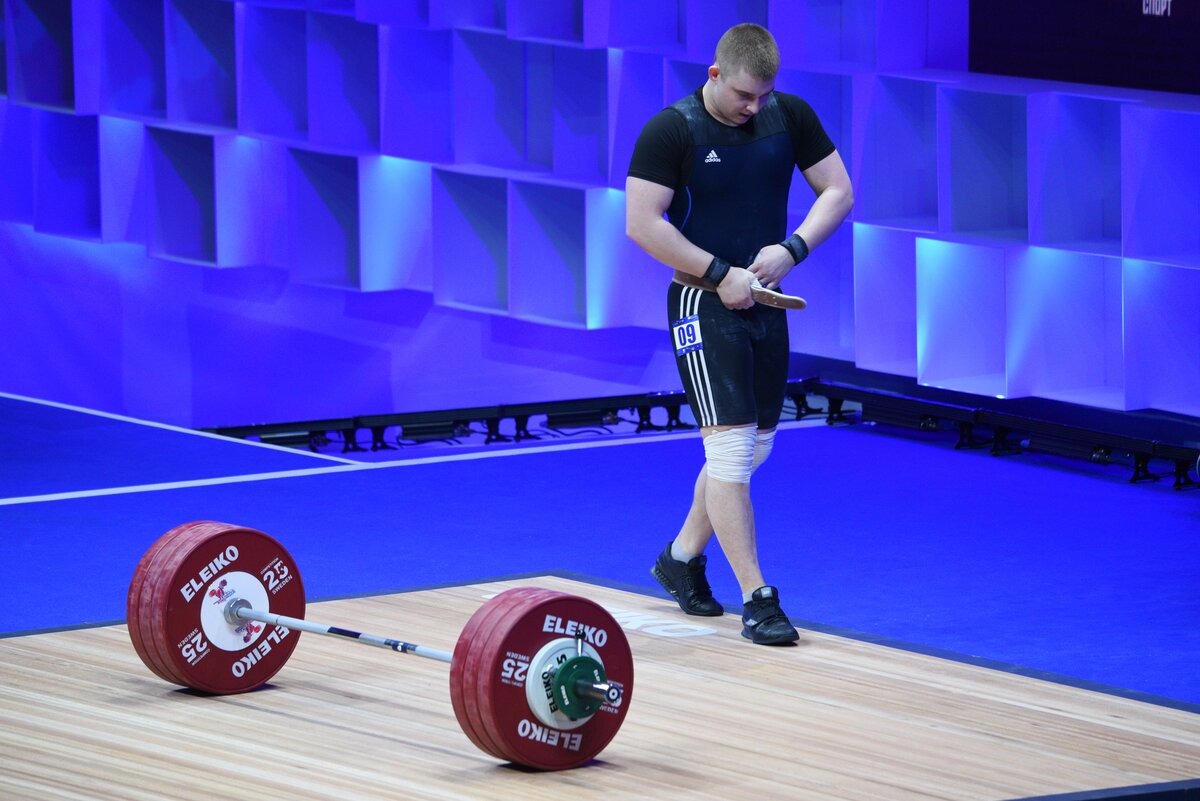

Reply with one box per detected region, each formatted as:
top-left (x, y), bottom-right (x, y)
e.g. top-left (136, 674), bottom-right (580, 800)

top-left (704, 149), bottom-right (721, 163)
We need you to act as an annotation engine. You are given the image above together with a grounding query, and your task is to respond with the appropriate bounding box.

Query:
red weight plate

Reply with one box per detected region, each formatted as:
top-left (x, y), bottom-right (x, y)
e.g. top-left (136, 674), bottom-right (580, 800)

top-left (138, 522), bottom-right (305, 694)
top-left (135, 522), bottom-right (243, 688)
top-left (140, 522), bottom-right (240, 688)
top-left (127, 540), bottom-right (159, 678)
top-left (154, 522), bottom-right (304, 694)
top-left (469, 589), bottom-right (569, 767)
top-left (167, 523), bottom-right (304, 694)
top-left (464, 589), bottom-right (562, 763)
top-left (455, 589), bottom-right (556, 761)
top-left (455, 592), bottom-right (548, 759)
top-left (451, 591), bottom-right (515, 760)
top-left (128, 522), bottom-right (202, 685)
top-left (131, 521), bottom-right (233, 687)
top-left (477, 592), bottom-right (633, 770)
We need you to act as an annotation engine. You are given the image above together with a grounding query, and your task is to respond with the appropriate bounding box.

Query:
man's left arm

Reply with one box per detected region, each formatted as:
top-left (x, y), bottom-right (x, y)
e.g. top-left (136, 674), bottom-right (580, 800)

top-left (749, 150), bottom-right (854, 290)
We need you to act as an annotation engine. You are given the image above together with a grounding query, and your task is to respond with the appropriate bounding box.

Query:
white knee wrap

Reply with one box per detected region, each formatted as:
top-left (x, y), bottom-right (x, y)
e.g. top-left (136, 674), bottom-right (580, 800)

top-left (704, 427), bottom-right (757, 484)
top-left (751, 428), bottom-right (776, 474)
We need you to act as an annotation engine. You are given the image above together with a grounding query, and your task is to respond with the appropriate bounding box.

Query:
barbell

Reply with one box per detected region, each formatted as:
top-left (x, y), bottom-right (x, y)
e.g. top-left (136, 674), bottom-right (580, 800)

top-left (126, 521), bottom-right (633, 770)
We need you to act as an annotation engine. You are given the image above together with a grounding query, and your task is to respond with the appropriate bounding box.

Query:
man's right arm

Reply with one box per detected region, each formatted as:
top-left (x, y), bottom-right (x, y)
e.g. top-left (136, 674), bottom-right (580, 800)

top-left (624, 176), bottom-right (755, 309)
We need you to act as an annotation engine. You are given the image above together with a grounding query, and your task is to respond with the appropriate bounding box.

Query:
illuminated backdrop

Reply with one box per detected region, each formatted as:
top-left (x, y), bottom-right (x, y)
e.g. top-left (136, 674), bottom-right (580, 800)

top-left (0, 0), bottom-right (1197, 428)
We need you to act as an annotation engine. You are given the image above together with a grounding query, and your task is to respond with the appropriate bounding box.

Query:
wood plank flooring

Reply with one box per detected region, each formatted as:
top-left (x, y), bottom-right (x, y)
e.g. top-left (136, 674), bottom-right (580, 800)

top-left (2, 577), bottom-right (1197, 800)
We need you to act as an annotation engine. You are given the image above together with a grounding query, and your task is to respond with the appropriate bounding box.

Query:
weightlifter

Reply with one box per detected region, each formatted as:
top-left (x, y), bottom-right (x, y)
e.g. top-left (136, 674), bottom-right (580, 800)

top-left (625, 23), bottom-right (853, 644)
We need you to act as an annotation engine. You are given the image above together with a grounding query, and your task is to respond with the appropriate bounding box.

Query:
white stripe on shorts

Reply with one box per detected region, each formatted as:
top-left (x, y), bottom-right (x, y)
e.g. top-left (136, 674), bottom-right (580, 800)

top-left (681, 286), bottom-right (717, 426)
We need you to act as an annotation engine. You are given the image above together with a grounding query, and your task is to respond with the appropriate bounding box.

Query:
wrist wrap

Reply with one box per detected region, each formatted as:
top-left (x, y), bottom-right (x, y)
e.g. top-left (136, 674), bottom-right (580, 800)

top-left (780, 234), bottom-right (809, 265)
top-left (703, 256), bottom-right (732, 287)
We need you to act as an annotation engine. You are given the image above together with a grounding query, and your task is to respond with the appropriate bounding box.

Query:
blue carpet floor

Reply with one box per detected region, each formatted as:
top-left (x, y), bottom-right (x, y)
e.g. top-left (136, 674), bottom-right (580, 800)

top-left (0, 394), bottom-right (346, 498)
top-left (2, 395), bottom-right (1197, 709)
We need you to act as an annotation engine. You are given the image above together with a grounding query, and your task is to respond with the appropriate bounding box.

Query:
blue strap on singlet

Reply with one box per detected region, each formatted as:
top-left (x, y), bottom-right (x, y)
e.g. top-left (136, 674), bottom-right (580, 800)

top-left (678, 187), bottom-right (693, 232)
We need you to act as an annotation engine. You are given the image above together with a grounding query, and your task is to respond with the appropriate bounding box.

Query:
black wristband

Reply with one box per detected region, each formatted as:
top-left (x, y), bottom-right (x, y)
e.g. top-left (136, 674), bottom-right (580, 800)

top-left (780, 233), bottom-right (809, 265)
top-left (703, 256), bottom-right (732, 287)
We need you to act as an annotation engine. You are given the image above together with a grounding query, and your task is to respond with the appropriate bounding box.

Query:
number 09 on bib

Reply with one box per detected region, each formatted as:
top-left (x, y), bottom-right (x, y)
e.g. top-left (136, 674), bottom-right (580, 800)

top-left (672, 314), bottom-right (703, 356)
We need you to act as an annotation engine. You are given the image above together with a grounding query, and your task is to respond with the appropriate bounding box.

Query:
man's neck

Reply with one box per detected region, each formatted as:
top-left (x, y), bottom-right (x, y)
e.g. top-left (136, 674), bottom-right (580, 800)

top-left (701, 80), bottom-right (737, 127)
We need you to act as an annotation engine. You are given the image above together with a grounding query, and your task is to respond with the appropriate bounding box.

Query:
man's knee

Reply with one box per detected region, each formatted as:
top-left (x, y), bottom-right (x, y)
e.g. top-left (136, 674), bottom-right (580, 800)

top-left (704, 426), bottom-right (757, 483)
top-left (751, 428), bottom-right (776, 474)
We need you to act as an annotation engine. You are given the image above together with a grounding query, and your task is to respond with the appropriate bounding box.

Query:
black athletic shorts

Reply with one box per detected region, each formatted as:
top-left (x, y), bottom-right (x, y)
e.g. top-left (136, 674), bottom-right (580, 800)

top-left (667, 281), bottom-right (789, 430)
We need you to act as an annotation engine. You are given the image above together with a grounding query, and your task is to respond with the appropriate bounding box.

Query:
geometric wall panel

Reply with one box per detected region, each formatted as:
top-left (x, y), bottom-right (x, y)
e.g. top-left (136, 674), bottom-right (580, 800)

top-left (380, 26), bottom-right (453, 162)
top-left (938, 85), bottom-right (1028, 240)
top-left (7, 0), bottom-right (81, 111)
top-left (432, 168), bottom-right (507, 314)
top-left (308, 11), bottom-right (378, 150)
top-left (286, 148), bottom-right (358, 287)
top-left (165, 0), bottom-right (236, 127)
top-left (149, 126), bottom-right (214, 263)
top-left (359, 155), bottom-right (434, 292)
top-left (1006, 248), bottom-right (1125, 410)
top-left (101, 0), bottom-right (165, 118)
top-left (1027, 93), bottom-right (1121, 255)
top-left (852, 75), bottom-right (940, 232)
top-left (787, 221), bottom-right (855, 364)
top-left (0, 101), bottom-right (35, 223)
top-left (916, 237), bottom-right (1011, 398)
top-left (34, 110), bottom-right (102, 239)
top-left (3, 0), bottom-right (1200, 426)
top-left (853, 223), bottom-right (918, 378)
top-left (239, 6), bottom-right (307, 140)
top-left (1122, 105), bottom-right (1200, 269)
top-left (1123, 259), bottom-right (1200, 417)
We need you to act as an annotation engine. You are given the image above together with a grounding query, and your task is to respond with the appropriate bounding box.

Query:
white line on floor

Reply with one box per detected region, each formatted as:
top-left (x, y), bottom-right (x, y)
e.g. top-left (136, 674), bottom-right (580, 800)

top-left (0, 391), bottom-right (360, 465)
top-left (0, 419), bottom-right (835, 506)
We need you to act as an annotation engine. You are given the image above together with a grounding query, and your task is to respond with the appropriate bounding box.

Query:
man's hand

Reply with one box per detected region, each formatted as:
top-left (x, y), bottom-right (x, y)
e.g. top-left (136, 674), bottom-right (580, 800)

top-left (716, 266), bottom-right (756, 309)
top-left (746, 244), bottom-right (795, 290)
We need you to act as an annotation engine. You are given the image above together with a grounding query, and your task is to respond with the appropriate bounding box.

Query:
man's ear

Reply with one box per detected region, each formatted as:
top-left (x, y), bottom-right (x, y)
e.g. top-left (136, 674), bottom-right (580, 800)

top-left (707, 65), bottom-right (721, 82)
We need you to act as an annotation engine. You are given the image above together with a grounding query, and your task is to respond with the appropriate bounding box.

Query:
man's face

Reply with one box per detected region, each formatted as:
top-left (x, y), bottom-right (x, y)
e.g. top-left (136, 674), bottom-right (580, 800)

top-left (707, 66), bottom-right (774, 126)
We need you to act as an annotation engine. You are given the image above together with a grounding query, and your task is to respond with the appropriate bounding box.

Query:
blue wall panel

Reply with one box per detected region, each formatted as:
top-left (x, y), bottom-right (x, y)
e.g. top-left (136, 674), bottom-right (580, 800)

top-left (1123, 260), bottom-right (1200, 417)
top-left (101, 0), bottom-right (165, 118)
top-left (307, 11), bottom-right (378, 150)
top-left (1027, 93), bottom-right (1121, 254)
top-left (1, 0), bottom-right (1198, 426)
top-left (286, 148), bottom-right (359, 286)
top-left (1005, 248), bottom-right (1125, 409)
top-left (358, 155), bottom-right (434, 292)
top-left (239, 6), bottom-right (307, 140)
top-left (432, 168), bottom-right (507, 313)
top-left (165, 0), bottom-right (237, 127)
top-left (851, 75), bottom-right (939, 231)
top-left (0, 0), bottom-right (8, 97)
top-left (0, 100), bottom-right (35, 224)
top-left (187, 305), bottom-right (393, 426)
top-left (99, 115), bottom-right (148, 243)
top-left (916, 237), bottom-right (1009, 398)
top-left (379, 26), bottom-right (453, 162)
top-left (0, 226), bottom-right (131, 412)
top-left (213, 134), bottom-right (284, 267)
top-left (6, 0), bottom-right (75, 109)
top-left (938, 86), bottom-right (1028, 239)
top-left (605, 49), bottom-right (662, 189)
top-left (1122, 105), bottom-right (1200, 268)
top-left (148, 126), bottom-right (215, 263)
top-left (852, 223), bottom-right (917, 377)
top-left (34, 110), bottom-right (101, 238)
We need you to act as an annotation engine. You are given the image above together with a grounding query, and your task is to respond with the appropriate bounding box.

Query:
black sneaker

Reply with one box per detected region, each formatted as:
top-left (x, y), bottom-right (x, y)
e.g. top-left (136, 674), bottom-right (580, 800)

top-left (651, 543), bottom-right (724, 617)
top-left (741, 586), bottom-right (799, 645)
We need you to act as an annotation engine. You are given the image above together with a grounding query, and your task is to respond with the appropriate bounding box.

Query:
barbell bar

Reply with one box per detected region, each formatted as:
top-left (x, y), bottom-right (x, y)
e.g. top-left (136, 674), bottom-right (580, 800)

top-left (221, 597), bottom-right (621, 710)
top-left (222, 597), bottom-right (454, 662)
top-left (126, 521), bottom-right (633, 770)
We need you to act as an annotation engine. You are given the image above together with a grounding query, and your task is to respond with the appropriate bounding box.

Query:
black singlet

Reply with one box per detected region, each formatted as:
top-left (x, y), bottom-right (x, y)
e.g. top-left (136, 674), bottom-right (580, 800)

top-left (627, 88), bottom-right (835, 267)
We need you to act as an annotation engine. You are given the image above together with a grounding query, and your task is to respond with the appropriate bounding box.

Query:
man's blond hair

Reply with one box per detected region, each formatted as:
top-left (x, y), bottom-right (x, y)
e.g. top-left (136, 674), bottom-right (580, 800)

top-left (714, 23), bottom-right (780, 81)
